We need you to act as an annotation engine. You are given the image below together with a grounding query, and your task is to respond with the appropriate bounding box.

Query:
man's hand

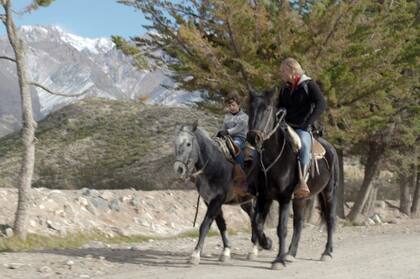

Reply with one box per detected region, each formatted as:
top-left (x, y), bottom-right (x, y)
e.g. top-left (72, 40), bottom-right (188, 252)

top-left (217, 130), bottom-right (229, 137)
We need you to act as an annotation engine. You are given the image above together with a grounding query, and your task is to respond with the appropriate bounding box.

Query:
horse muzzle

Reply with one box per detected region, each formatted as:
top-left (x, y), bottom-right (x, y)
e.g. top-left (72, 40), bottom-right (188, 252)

top-left (173, 161), bottom-right (188, 179)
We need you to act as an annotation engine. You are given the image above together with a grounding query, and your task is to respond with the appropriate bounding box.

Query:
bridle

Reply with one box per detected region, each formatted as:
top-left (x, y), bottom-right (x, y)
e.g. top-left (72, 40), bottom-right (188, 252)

top-left (249, 107), bottom-right (287, 180)
top-left (174, 130), bottom-right (208, 181)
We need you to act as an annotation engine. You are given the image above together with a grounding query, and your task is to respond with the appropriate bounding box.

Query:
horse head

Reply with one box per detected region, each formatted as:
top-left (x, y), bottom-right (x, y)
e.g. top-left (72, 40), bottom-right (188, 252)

top-left (173, 120), bottom-right (200, 179)
top-left (247, 89), bottom-right (285, 149)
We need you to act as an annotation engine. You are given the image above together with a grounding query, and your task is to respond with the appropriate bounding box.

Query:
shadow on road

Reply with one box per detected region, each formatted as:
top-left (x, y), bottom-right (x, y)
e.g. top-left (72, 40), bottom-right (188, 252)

top-left (37, 248), bottom-right (194, 268)
top-left (35, 248), bottom-right (282, 270)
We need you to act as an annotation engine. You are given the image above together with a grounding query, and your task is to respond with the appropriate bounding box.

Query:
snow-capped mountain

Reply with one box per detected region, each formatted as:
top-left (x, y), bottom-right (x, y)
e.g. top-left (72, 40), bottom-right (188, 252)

top-left (0, 25), bottom-right (201, 136)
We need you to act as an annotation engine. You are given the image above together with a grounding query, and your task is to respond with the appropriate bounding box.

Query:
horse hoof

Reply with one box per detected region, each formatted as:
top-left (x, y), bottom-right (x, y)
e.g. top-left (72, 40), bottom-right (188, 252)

top-left (189, 256), bottom-right (200, 265)
top-left (284, 254), bottom-right (295, 263)
top-left (261, 238), bottom-right (272, 250)
top-left (320, 254), bottom-right (333, 262)
top-left (247, 253), bottom-right (257, 261)
top-left (271, 261), bottom-right (285, 270)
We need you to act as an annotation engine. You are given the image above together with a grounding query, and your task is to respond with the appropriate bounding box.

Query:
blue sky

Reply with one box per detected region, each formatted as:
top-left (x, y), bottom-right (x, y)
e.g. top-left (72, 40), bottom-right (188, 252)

top-left (0, 0), bottom-right (149, 38)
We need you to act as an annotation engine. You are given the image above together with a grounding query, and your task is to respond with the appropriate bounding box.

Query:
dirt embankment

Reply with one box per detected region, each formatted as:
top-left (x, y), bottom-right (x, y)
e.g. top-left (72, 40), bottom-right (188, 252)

top-left (0, 188), bottom-right (250, 238)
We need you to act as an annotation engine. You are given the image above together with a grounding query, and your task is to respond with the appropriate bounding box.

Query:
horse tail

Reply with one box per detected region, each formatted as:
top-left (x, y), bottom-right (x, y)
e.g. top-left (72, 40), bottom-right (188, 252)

top-left (318, 143), bottom-right (340, 225)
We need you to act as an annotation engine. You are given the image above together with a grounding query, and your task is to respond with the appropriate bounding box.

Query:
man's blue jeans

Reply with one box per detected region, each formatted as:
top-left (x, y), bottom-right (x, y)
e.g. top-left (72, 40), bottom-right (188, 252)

top-left (233, 137), bottom-right (245, 169)
top-left (295, 129), bottom-right (312, 173)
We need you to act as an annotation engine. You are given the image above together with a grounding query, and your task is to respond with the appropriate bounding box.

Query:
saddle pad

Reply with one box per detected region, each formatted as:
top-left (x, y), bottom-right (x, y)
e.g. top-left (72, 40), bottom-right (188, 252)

top-left (286, 124), bottom-right (325, 159)
top-left (312, 139), bottom-right (326, 159)
top-left (286, 124), bottom-right (302, 152)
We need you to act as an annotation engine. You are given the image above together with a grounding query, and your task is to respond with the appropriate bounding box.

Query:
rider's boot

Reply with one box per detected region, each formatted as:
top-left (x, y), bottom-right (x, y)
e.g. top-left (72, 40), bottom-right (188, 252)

top-left (294, 161), bottom-right (310, 199)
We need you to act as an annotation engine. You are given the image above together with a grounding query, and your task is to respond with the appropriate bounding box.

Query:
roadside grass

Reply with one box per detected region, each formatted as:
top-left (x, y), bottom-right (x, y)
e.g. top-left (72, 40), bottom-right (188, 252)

top-left (0, 228), bottom-right (247, 252)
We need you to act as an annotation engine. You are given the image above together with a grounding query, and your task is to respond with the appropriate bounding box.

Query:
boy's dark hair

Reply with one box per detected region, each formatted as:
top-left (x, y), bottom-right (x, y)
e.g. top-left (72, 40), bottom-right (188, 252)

top-left (224, 90), bottom-right (241, 105)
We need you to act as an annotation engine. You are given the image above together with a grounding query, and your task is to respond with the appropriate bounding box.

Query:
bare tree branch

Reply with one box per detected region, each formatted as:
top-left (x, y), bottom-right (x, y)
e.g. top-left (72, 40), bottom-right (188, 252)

top-left (0, 55), bottom-right (16, 62)
top-left (29, 82), bottom-right (92, 97)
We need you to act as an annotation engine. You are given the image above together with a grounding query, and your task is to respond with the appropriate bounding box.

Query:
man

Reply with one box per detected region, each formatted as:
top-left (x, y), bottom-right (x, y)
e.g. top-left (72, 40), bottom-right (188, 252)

top-left (277, 58), bottom-right (326, 198)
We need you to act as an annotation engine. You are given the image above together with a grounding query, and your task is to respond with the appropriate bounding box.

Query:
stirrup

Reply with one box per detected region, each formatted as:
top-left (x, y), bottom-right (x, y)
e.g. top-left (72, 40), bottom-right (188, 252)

top-left (294, 163), bottom-right (310, 199)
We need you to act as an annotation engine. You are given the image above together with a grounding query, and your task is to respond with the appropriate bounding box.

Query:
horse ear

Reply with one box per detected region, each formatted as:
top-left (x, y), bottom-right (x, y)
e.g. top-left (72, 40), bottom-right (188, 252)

top-left (265, 87), bottom-right (277, 103)
top-left (175, 123), bottom-right (183, 134)
top-left (249, 90), bottom-right (256, 99)
top-left (192, 120), bottom-right (198, 131)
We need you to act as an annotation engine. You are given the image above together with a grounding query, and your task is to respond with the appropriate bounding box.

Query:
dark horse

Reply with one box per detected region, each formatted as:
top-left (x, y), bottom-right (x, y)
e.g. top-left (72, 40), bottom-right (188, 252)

top-left (246, 91), bottom-right (339, 270)
top-left (173, 122), bottom-right (271, 265)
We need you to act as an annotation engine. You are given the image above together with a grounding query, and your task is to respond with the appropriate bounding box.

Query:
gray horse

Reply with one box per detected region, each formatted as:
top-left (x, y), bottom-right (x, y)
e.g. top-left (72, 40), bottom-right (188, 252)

top-left (173, 122), bottom-right (271, 265)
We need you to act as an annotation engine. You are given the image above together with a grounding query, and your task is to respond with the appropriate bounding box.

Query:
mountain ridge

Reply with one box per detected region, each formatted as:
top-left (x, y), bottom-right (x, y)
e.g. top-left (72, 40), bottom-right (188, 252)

top-left (0, 25), bottom-right (201, 137)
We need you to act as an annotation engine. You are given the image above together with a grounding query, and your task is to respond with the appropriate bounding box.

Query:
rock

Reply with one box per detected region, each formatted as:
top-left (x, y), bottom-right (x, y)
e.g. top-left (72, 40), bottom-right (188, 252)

top-left (4, 263), bottom-right (24, 269)
top-left (5, 227), bottom-right (13, 238)
top-left (100, 191), bottom-right (114, 201)
top-left (388, 219), bottom-right (399, 225)
top-left (80, 275), bottom-right (90, 278)
top-left (99, 256), bottom-right (106, 261)
top-left (109, 199), bottom-right (120, 212)
top-left (83, 241), bottom-right (107, 249)
top-left (38, 266), bottom-right (52, 273)
top-left (63, 203), bottom-right (75, 215)
top-left (46, 220), bottom-right (59, 231)
top-left (65, 260), bottom-right (74, 267)
top-left (130, 196), bottom-right (141, 207)
top-left (84, 254), bottom-right (93, 259)
top-left (81, 188), bottom-right (91, 196)
top-left (29, 219), bottom-right (37, 227)
top-left (86, 204), bottom-right (97, 215)
top-left (77, 197), bottom-right (89, 207)
top-left (121, 195), bottom-right (132, 202)
top-left (139, 219), bottom-right (149, 227)
top-left (90, 196), bottom-right (109, 210)
top-left (374, 201), bottom-right (386, 209)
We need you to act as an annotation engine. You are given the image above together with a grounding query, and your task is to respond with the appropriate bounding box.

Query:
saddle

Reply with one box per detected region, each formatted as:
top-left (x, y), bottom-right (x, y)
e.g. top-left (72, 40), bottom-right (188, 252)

top-left (285, 124), bottom-right (326, 159)
top-left (285, 124), bottom-right (327, 177)
top-left (213, 136), bottom-right (248, 196)
top-left (213, 135), bottom-right (241, 162)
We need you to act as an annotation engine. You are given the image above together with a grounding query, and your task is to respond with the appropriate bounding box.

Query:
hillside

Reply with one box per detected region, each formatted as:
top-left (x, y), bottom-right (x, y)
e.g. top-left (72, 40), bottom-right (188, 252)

top-left (0, 98), bottom-right (221, 190)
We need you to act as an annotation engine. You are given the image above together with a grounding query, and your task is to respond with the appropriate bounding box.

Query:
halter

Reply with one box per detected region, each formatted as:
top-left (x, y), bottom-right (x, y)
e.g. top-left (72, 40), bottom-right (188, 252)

top-left (249, 108), bottom-right (287, 183)
top-left (175, 130), bottom-right (209, 181)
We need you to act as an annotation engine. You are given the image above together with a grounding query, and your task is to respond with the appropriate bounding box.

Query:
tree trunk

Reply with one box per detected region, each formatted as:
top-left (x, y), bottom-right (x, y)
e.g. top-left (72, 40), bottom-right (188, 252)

top-left (347, 142), bottom-right (383, 222)
top-left (3, 1), bottom-right (37, 240)
top-left (362, 183), bottom-right (378, 216)
top-left (399, 173), bottom-right (411, 215)
top-left (336, 149), bottom-right (345, 218)
top-left (410, 148), bottom-right (418, 217)
top-left (411, 172), bottom-right (419, 217)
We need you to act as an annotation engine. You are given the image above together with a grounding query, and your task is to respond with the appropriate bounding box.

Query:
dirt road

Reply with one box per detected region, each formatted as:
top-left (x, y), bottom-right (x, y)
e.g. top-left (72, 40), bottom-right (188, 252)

top-left (1, 219), bottom-right (419, 279)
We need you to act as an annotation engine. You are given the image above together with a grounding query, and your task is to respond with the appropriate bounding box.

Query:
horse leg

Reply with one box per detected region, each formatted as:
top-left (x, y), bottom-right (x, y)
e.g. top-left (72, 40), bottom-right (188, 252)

top-left (251, 195), bottom-right (273, 258)
top-left (319, 183), bottom-right (336, 262)
top-left (240, 200), bottom-right (259, 260)
top-left (272, 200), bottom-right (291, 270)
top-left (190, 197), bottom-right (223, 265)
top-left (215, 209), bottom-right (231, 262)
top-left (286, 198), bottom-right (306, 262)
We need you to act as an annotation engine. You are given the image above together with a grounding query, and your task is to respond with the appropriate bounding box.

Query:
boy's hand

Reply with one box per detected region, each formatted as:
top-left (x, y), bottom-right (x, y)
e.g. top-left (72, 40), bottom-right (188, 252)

top-left (217, 130), bottom-right (229, 137)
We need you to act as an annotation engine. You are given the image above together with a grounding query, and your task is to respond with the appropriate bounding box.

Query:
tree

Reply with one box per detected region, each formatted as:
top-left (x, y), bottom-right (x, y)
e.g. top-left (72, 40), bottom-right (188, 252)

top-left (0, 0), bottom-right (90, 239)
top-left (119, 0), bottom-right (419, 221)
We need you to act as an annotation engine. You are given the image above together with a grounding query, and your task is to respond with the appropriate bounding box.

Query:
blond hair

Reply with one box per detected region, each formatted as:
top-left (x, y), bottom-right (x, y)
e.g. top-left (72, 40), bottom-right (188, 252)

top-left (280, 58), bottom-right (304, 76)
